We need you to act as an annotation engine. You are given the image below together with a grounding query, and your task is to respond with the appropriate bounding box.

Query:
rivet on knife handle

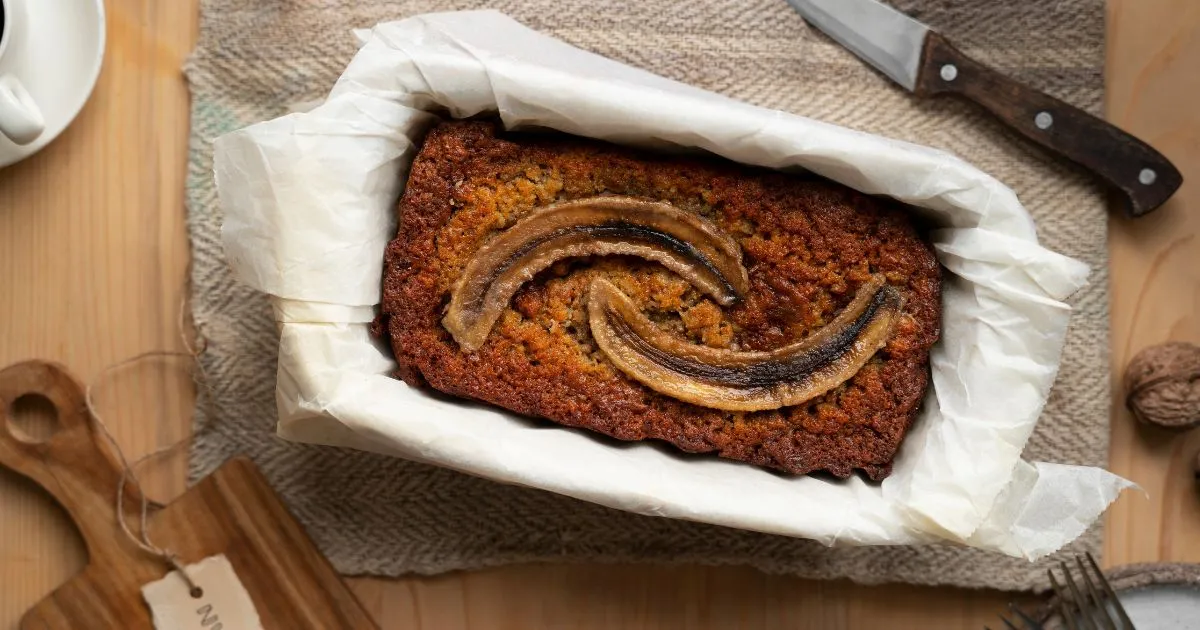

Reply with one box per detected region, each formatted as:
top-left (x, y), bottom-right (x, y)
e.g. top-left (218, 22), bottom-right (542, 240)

top-left (913, 32), bottom-right (1182, 218)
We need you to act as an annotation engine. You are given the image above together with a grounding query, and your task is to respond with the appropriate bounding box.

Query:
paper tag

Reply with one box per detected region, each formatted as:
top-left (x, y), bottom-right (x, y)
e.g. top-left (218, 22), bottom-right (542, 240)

top-left (142, 554), bottom-right (264, 630)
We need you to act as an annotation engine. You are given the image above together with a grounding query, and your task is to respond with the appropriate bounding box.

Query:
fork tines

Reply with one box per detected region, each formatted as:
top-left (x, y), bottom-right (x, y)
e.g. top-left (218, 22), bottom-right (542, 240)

top-left (1046, 553), bottom-right (1136, 630)
top-left (991, 603), bottom-right (1046, 630)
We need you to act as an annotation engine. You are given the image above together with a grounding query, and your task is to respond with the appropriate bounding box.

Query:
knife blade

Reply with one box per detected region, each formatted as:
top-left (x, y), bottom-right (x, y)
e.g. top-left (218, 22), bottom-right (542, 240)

top-left (785, 0), bottom-right (1182, 218)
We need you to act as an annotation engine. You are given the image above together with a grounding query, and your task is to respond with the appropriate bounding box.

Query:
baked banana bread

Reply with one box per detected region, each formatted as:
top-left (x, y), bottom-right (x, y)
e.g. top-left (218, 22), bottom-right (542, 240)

top-left (379, 120), bottom-right (940, 479)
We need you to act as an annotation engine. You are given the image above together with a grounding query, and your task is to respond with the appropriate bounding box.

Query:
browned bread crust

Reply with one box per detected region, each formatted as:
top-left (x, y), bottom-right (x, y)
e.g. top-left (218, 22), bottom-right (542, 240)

top-left (380, 120), bottom-right (941, 479)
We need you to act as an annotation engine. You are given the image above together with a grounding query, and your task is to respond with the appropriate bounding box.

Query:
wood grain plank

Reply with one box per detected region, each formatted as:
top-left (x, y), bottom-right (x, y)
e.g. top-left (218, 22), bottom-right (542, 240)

top-left (1, 0), bottom-right (1197, 628)
top-left (349, 566), bottom-right (1016, 630)
top-left (1104, 0), bottom-right (1200, 570)
top-left (0, 0), bottom-right (197, 625)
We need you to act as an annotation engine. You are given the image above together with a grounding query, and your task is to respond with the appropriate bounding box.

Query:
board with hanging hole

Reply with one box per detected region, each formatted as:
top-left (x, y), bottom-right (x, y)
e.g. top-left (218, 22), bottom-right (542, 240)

top-left (0, 360), bottom-right (377, 629)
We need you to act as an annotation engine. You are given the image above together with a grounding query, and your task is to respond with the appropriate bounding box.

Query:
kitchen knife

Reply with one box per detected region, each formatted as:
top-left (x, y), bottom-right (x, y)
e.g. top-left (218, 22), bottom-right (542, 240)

top-left (785, 0), bottom-right (1182, 218)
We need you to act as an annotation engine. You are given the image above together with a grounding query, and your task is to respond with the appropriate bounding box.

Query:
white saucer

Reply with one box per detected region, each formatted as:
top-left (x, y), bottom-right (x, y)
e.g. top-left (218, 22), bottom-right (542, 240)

top-left (0, 0), bottom-right (105, 168)
top-left (1122, 584), bottom-right (1200, 629)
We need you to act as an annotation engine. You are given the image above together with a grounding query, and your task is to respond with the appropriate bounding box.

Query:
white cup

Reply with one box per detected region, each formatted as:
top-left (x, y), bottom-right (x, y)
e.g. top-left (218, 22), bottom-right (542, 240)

top-left (0, 0), bottom-right (44, 145)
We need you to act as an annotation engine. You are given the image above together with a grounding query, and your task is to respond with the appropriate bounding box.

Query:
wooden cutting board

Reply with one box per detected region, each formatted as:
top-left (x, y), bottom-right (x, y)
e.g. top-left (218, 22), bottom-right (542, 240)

top-left (0, 360), bottom-right (377, 629)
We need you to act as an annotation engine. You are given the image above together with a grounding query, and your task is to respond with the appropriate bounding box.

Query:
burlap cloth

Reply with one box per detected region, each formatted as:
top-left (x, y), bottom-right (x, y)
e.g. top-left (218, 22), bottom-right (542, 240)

top-left (186, 0), bottom-right (1110, 591)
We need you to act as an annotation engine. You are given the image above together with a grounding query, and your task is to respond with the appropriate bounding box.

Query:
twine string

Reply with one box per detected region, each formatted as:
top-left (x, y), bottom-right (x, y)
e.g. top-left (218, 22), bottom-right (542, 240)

top-left (83, 291), bottom-right (212, 595)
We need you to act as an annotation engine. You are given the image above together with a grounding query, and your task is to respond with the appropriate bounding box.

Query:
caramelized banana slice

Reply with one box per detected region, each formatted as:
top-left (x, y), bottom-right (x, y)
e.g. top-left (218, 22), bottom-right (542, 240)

top-left (444, 196), bottom-right (750, 351)
top-left (588, 275), bottom-right (902, 412)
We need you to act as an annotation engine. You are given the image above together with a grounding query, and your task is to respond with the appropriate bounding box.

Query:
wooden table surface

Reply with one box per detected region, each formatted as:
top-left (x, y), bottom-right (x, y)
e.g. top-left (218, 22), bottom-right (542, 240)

top-left (1, 1), bottom-right (1197, 628)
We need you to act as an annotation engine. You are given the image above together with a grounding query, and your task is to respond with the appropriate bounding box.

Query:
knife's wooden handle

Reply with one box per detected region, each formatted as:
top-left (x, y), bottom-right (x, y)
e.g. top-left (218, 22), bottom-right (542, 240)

top-left (914, 31), bottom-right (1181, 218)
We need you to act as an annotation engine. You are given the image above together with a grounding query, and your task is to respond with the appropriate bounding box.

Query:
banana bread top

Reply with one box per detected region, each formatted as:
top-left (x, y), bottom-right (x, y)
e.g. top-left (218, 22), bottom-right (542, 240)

top-left (379, 120), bottom-right (941, 479)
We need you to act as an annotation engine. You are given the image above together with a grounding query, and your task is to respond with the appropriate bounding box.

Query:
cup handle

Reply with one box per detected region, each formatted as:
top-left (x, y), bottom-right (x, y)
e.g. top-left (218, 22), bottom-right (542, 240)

top-left (0, 74), bottom-right (45, 145)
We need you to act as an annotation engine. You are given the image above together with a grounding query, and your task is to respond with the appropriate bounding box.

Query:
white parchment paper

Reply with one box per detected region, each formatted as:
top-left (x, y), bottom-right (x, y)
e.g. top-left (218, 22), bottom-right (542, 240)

top-left (216, 10), bottom-right (1133, 558)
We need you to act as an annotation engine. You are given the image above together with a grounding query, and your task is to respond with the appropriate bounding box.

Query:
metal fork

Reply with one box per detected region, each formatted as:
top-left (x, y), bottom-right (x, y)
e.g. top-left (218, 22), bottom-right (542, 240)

top-left (987, 553), bottom-right (1136, 630)
top-left (987, 603), bottom-right (1046, 630)
top-left (1046, 553), bottom-right (1136, 630)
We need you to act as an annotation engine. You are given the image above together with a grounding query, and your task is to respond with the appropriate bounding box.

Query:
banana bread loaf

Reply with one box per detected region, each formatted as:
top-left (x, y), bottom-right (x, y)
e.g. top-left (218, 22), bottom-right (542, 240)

top-left (379, 120), bottom-right (941, 479)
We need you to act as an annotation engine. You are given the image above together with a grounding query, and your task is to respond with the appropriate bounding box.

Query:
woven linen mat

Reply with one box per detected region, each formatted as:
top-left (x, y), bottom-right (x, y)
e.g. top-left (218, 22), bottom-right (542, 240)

top-left (186, 0), bottom-right (1110, 591)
